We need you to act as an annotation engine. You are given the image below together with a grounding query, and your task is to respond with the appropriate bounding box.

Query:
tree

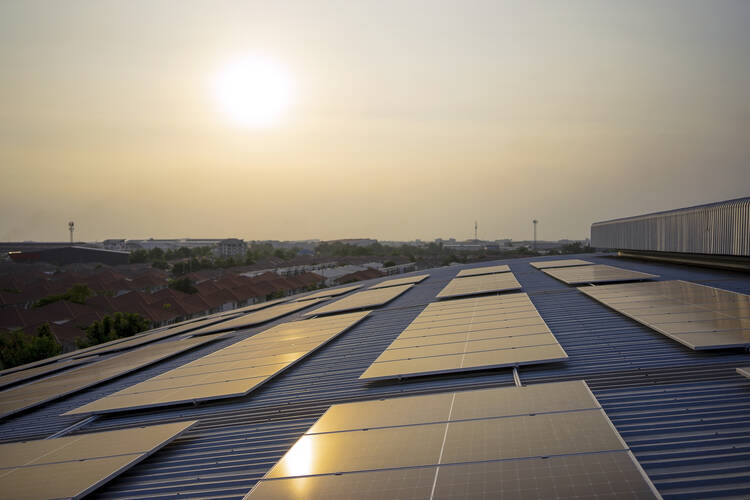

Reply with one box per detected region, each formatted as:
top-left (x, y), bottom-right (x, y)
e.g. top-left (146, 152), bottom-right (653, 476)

top-left (169, 277), bottom-right (198, 294)
top-left (77, 312), bottom-right (151, 348)
top-left (0, 323), bottom-right (63, 369)
top-left (33, 284), bottom-right (93, 308)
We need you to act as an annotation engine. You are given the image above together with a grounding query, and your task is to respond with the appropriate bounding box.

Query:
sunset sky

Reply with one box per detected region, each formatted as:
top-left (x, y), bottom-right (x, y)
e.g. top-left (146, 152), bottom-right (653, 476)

top-left (1, 1), bottom-right (748, 242)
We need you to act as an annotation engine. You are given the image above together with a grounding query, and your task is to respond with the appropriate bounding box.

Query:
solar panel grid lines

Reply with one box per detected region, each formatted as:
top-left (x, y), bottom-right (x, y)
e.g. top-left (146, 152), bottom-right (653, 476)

top-left (541, 264), bottom-right (659, 285)
top-left (0, 420), bottom-right (196, 500)
top-left (185, 298), bottom-right (327, 337)
top-left (64, 311), bottom-right (371, 415)
top-left (245, 381), bottom-right (660, 499)
top-left (360, 294), bottom-right (567, 381)
top-left (0, 334), bottom-right (227, 420)
top-left (529, 259), bottom-right (594, 269)
top-left (294, 285), bottom-right (362, 302)
top-left (436, 272), bottom-right (522, 299)
top-left (455, 265), bottom-right (511, 277)
top-left (580, 280), bottom-right (750, 350)
top-left (303, 284), bottom-right (415, 316)
top-left (368, 274), bottom-right (430, 289)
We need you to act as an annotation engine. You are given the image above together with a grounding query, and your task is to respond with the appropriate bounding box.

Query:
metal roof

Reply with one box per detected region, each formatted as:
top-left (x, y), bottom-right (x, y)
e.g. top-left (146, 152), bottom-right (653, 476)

top-left (1, 253), bottom-right (749, 499)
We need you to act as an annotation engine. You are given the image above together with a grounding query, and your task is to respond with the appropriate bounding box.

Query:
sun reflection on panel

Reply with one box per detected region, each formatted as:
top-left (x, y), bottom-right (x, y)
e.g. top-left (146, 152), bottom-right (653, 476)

top-left (280, 435), bottom-right (314, 478)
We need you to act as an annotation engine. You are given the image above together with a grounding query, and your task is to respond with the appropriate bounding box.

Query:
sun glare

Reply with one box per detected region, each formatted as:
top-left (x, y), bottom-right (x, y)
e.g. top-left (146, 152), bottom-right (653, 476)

top-left (213, 55), bottom-right (292, 127)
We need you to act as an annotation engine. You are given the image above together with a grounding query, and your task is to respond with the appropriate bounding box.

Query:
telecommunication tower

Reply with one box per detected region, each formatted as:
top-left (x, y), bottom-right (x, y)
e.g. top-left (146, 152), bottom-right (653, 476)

top-left (68, 221), bottom-right (75, 244)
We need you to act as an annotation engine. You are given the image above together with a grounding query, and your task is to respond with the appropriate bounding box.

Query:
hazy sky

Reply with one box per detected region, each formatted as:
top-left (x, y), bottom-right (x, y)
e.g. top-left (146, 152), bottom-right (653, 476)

top-left (2, 1), bottom-right (748, 242)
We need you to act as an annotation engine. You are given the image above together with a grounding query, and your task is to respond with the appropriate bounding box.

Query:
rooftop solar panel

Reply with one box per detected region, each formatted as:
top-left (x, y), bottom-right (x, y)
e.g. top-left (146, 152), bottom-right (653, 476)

top-left (368, 274), bottom-right (429, 289)
top-left (456, 264), bottom-right (510, 277)
top-left (0, 357), bottom-right (91, 391)
top-left (294, 284), bottom-right (361, 302)
top-left (581, 280), bottom-right (750, 350)
top-left (184, 299), bottom-right (326, 336)
top-left (529, 258), bottom-right (593, 269)
top-left (542, 264), bottom-right (658, 285)
top-left (436, 272), bottom-right (522, 299)
top-left (737, 367), bottom-right (750, 380)
top-left (245, 380), bottom-right (658, 499)
top-left (66, 311), bottom-right (370, 415)
top-left (0, 334), bottom-right (226, 419)
top-left (360, 294), bottom-right (566, 381)
top-left (0, 420), bottom-right (196, 500)
top-left (303, 284), bottom-right (414, 316)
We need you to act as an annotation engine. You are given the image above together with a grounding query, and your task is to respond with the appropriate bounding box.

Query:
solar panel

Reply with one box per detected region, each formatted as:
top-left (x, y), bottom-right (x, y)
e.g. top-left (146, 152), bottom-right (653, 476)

top-left (456, 264), bottom-right (510, 277)
top-left (581, 280), bottom-right (750, 350)
top-left (542, 264), bottom-right (658, 285)
top-left (294, 285), bottom-right (361, 302)
top-left (0, 357), bottom-right (90, 391)
top-left (368, 274), bottom-right (429, 289)
top-left (308, 381), bottom-right (595, 434)
top-left (0, 334), bottom-right (226, 419)
top-left (303, 285), bottom-right (414, 316)
top-left (66, 311), bottom-right (370, 415)
top-left (529, 259), bottom-right (593, 269)
top-left (245, 380), bottom-right (658, 499)
top-left (184, 299), bottom-right (326, 336)
top-left (436, 273), bottom-right (522, 299)
top-left (70, 312), bottom-right (243, 358)
top-left (738, 367), bottom-right (750, 380)
top-left (247, 453), bottom-right (657, 500)
top-left (360, 294), bottom-right (567, 381)
top-left (0, 420), bottom-right (195, 499)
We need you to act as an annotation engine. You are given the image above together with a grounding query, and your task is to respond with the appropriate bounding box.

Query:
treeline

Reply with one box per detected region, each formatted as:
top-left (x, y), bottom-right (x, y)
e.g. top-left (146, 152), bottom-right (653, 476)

top-left (76, 312), bottom-right (151, 348)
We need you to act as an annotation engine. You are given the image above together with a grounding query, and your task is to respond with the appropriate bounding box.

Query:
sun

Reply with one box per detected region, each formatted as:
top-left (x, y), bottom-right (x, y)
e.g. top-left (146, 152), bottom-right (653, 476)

top-left (213, 55), bottom-right (293, 127)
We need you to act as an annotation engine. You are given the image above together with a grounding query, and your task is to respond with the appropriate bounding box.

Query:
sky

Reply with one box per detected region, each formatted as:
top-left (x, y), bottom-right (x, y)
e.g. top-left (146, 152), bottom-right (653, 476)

top-left (1, 0), bottom-right (748, 243)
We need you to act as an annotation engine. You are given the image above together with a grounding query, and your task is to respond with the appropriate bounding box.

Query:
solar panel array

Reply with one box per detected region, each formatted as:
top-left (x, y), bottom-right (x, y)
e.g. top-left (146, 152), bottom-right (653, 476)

top-left (436, 272), bottom-right (521, 299)
top-left (303, 285), bottom-right (414, 316)
top-left (244, 381), bottom-right (658, 499)
top-left (294, 285), bottom-right (361, 302)
top-left (360, 293), bottom-right (567, 381)
top-left (67, 311), bottom-right (370, 415)
top-left (738, 367), bottom-right (750, 380)
top-left (542, 264), bottom-right (658, 285)
top-left (0, 420), bottom-right (196, 500)
top-left (185, 299), bottom-right (326, 336)
top-left (529, 259), bottom-right (593, 269)
top-left (0, 333), bottom-right (226, 419)
top-left (368, 274), bottom-right (429, 289)
top-left (0, 357), bottom-right (90, 391)
top-left (456, 264), bottom-right (510, 277)
top-left (581, 280), bottom-right (750, 350)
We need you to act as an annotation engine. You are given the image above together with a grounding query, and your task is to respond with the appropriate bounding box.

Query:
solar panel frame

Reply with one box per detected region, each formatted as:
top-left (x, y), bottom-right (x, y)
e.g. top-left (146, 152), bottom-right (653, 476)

top-left (529, 259), bottom-right (593, 269)
top-left (0, 420), bottom-right (196, 500)
top-left (303, 284), bottom-right (414, 316)
top-left (65, 311), bottom-right (370, 415)
top-left (0, 357), bottom-right (91, 391)
top-left (436, 273), bottom-right (522, 299)
top-left (246, 380), bottom-right (659, 500)
top-left (455, 264), bottom-right (511, 277)
top-left (360, 294), bottom-right (566, 381)
top-left (368, 274), bottom-right (429, 289)
top-left (184, 299), bottom-right (326, 336)
top-left (737, 367), bottom-right (750, 380)
top-left (0, 334), bottom-right (227, 419)
top-left (293, 285), bottom-right (362, 302)
top-left (542, 264), bottom-right (658, 285)
top-left (581, 280), bottom-right (750, 350)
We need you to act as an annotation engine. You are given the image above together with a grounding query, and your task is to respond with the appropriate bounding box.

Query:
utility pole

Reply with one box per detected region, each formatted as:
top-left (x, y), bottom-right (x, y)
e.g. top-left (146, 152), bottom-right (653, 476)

top-left (533, 220), bottom-right (538, 250)
top-left (68, 221), bottom-right (75, 244)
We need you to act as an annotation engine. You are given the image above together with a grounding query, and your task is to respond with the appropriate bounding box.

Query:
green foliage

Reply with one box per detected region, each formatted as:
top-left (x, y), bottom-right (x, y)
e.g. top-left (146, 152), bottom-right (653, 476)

top-left (383, 260), bottom-right (396, 268)
top-left (168, 277), bottom-right (198, 294)
top-left (151, 260), bottom-right (169, 270)
top-left (128, 249), bottom-right (149, 263)
top-left (33, 284), bottom-right (93, 308)
top-left (0, 323), bottom-right (63, 369)
top-left (76, 312), bottom-right (151, 349)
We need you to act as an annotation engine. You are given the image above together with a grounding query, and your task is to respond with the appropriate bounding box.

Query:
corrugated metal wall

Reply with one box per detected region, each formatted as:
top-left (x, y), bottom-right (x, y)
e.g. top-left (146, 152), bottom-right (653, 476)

top-left (2, 255), bottom-right (749, 499)
top-left (591, 197), bottom-right (750, 256)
